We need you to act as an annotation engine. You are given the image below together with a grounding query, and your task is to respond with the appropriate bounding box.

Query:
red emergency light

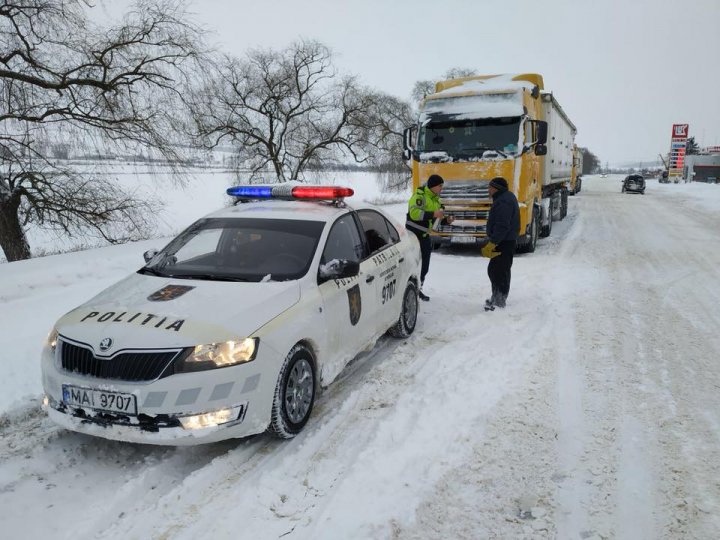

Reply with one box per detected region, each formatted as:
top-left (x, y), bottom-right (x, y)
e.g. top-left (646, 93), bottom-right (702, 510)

top-left (291, 187), bottom-right (354, 199)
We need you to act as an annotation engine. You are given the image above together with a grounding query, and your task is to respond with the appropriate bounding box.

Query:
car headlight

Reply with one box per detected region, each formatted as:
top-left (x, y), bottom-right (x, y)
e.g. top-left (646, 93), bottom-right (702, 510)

top-left (176, 338), bottom-right (259, 372)
top-left (47, 328), bottom-right (59, 352)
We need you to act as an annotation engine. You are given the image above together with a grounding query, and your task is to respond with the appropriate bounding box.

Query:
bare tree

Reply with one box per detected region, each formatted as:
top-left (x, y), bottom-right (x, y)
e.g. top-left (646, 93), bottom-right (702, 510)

top-left (0, 0), bottom-right (202, 261)
top-left (360, 92), bottom-right (415, 192)
top-left (411, 67), bottom-right (478, 103)
top-left (192, 40), bottom-right (385, 182)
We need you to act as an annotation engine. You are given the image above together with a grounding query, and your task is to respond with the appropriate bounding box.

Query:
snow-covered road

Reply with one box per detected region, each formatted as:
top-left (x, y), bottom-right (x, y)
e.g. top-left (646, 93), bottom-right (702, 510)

top-left (1, 176), bottom-right (719, 539)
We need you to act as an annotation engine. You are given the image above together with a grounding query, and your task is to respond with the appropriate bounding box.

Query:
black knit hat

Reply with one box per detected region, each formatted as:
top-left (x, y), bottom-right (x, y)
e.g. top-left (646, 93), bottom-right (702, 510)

top-left (488, 177), bottom-right (508, 191)
top-left (427, 175), bottom-right (444, 189)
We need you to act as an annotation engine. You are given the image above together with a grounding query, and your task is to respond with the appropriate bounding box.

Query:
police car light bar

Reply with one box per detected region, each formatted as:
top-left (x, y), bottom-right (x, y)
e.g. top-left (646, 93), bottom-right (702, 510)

top-left (227, 185), bottom-right (354, 200)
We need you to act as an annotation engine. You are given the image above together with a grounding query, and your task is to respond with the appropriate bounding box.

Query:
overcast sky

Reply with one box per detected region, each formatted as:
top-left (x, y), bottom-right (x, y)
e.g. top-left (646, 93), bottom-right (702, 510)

top-left (106, 0), bottom-right (720, 166)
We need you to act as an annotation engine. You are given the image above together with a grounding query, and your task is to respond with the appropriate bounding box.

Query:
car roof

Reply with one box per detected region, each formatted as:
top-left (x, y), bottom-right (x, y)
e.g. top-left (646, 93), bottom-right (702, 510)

top-left (204, 199), bottom-right (382, 223)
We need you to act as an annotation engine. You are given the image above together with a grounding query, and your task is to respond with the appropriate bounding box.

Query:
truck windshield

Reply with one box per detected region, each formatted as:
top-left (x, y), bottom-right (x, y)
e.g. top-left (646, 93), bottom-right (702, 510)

top-left (416, 117), bottom-right (521, 159)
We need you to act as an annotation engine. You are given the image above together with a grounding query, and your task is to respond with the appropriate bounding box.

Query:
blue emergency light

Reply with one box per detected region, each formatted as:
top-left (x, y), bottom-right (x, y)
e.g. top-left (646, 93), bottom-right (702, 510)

top-left (227, 186), bottom-right (273, 198)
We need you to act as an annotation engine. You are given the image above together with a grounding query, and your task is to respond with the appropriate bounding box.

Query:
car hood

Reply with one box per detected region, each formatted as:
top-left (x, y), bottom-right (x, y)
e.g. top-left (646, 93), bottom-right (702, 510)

top-left (55, 273), bottom-right (301, 354)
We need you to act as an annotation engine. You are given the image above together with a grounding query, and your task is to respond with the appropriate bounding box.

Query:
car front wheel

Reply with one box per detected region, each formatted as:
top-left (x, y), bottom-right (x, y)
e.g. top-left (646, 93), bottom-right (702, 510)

top-left (388, 281), bottom-right (418, 338)
top-left (269, 344), bottom-right (316, 438)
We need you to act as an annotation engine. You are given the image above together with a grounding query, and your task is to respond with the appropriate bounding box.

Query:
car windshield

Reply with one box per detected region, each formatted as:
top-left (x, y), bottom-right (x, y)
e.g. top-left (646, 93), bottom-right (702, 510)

top-left (139, 217), bottom-right (325, 282)
top-left (416, 116), bottom-right (521, 159)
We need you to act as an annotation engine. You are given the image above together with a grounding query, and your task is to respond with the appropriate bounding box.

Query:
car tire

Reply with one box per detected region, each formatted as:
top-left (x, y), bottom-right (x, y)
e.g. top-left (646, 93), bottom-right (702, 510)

top-left (388, 281), bottom-right (418, 338)
top-left (268, 344), bottom-right (316, 439)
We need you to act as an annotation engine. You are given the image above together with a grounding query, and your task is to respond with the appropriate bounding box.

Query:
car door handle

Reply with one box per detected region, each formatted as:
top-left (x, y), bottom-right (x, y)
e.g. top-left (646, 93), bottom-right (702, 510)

top-left (365, 275), bottom-right (375, 283)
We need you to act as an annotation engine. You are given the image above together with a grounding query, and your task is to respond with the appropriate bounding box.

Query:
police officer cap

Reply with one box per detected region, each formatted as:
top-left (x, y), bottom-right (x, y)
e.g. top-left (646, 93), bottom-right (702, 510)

top-left (488, 177), bottom-right (508, 191)
top-left (427, 175), bottom-right (444, 188)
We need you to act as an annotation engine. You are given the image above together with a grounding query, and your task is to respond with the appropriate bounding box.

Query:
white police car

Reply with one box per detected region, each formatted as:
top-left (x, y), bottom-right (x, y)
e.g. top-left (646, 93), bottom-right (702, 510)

top-left (41, 185), bottom-right (422, 445)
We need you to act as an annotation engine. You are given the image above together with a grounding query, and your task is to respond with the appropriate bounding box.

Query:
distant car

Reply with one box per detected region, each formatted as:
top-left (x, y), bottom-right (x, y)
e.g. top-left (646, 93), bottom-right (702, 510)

top-left (41, 185), bottom-right (422, 445)
top-left (659, 171), bottom-right (670, 184)
top-left (600, 173), bottom-right (608, 178)
top-left (622, 174), bottom-right (645, 194)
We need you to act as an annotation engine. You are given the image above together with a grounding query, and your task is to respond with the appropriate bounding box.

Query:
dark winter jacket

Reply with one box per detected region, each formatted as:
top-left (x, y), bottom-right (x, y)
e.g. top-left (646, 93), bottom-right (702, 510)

top-left (487, 188), bottom-right (520, 244)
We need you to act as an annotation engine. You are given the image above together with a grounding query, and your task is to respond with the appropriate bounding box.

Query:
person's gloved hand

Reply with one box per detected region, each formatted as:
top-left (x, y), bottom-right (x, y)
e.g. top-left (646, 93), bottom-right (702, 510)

top-left (481, 241), bottom-right (500, 258)
top-left (478, 237), bottom-right (490, 247)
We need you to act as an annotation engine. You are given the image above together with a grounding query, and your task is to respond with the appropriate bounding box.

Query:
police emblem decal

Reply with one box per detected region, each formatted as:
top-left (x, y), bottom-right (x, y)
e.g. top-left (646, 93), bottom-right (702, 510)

top-left (147, 285), bottom-right (195, 302)
top-left (99, 337), bottom-right (113, 352)
top-left (347, 284), bottom-right (362, 326)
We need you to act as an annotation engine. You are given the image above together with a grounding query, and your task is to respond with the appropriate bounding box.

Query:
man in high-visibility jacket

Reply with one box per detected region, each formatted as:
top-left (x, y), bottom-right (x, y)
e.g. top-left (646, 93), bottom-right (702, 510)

top-left (406, 174), bottom-right (454, 301)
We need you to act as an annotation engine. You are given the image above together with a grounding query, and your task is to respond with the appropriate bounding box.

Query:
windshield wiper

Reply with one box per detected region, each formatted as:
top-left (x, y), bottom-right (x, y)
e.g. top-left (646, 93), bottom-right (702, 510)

top-left (165, 273), bottom-right (253, 282)
top-left (475, 145), bottom-right (508, 158)
top-left (137, 267), bottom-right (166, 277)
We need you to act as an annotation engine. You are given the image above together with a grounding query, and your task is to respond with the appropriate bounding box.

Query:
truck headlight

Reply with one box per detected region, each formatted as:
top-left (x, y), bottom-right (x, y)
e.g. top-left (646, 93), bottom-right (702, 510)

top-left (176, 338), bottom-right (259, 372)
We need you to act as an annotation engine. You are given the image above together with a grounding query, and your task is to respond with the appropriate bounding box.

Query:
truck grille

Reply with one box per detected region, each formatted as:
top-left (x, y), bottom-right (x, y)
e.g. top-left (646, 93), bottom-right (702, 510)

top-left (440, 181), bottom-right (490, 202)
top-left (438, 223), bottom-right (487, 234)
top-left (447, 210), bottom-right (489, 220)
top-left (60, 341), bottom-right (183, 382)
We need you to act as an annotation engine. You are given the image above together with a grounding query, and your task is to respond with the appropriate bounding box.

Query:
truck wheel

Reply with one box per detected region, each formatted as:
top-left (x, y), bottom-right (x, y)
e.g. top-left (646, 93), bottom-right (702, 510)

top-left (561, 189), bottom-right (568, 219)
top-left (269, 344), bottom-right (316, 438)
top-left (517, 208), bottom-right (538, 253)
top-left (388, 281), bottom-right (418, 338)
top-left (540, 201), bottom-right (553, 237)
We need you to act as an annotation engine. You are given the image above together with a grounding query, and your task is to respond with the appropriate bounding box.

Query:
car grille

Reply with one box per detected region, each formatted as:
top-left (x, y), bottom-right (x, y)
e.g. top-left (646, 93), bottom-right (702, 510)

top-left (60, 341), bottom-right (183, 382)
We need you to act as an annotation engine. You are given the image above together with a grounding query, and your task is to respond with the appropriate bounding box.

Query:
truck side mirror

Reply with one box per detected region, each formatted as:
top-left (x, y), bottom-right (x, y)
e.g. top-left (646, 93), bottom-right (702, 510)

top-left (536, 121), bottom-right (548, 145)
top-left (534, 144), bottom-right (547, 156)
top-left (402, 126), bottom-right (416, 161)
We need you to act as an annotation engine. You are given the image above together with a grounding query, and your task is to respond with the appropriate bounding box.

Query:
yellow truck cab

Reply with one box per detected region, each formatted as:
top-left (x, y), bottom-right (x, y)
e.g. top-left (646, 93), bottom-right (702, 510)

top-left (402, 73), bottom-right (577, 252)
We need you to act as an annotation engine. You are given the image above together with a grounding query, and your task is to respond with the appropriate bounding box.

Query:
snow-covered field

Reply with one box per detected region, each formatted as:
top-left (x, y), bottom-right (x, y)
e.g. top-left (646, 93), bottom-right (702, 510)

top-left (1, 174), bottom-right (719, 539)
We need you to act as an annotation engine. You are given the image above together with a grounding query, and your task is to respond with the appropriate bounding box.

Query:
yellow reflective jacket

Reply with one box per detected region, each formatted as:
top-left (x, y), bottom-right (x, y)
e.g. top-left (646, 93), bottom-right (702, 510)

top-left (406, 186), bottom-right (443, 237)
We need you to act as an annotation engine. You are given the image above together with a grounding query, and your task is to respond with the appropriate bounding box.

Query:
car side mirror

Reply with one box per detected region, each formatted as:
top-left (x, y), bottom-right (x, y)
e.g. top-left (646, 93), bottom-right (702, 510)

top-left (534, 144), bottom-right (547, 156)
top-left (318, 259), bottom-right (360, 283)
top-left (143, 249), bottom-right (159, 263)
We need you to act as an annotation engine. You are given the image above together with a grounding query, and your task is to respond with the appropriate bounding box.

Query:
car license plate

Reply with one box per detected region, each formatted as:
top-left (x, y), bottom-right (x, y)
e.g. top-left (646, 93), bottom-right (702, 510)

top-left (451, 236), bottom-right (476, 244)
top-left (62, 385), bottom-right (137, 415)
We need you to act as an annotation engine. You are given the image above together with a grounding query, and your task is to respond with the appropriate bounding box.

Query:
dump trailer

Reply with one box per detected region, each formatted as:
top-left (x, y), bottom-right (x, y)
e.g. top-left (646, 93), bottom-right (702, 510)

top-left (570, 144), bottom-right (583, 195)
top-left (402, 73), bottom-right (577, 252)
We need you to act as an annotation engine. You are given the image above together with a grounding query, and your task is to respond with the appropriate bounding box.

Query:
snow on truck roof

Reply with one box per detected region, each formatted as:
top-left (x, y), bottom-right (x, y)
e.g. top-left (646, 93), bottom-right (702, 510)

top-left (420, 92), bottom-right (524, 123)
top-left (419, 74), bottom-right (539, 122)
top-left (434, 73), bottom-right (542, 95)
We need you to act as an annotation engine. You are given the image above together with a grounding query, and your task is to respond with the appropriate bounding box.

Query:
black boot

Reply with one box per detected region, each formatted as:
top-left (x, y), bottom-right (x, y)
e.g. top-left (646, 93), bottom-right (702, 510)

top-left (419, 290), bottom-right (430, 302)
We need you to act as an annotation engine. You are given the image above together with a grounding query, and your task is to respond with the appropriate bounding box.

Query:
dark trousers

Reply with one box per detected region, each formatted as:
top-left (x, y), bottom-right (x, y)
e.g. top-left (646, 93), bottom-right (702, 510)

top-left (410, 229), bottom-right (432, 286)
top-left (487, 240), bottom-right (515, 305)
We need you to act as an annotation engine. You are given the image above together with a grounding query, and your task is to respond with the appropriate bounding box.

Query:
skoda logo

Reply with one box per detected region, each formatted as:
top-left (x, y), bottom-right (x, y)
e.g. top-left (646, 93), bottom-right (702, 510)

top-left (99, 337), bottom-right (113, 352)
